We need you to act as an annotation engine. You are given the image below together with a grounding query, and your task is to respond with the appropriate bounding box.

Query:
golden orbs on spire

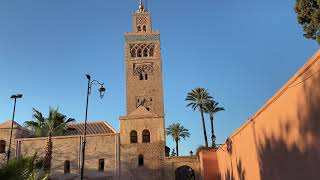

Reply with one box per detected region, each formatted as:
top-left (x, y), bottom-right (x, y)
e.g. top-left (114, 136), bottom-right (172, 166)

top-left (137, 0), bottom-right (147, 13)
top-left (139, 0), bottom-right (144, 10)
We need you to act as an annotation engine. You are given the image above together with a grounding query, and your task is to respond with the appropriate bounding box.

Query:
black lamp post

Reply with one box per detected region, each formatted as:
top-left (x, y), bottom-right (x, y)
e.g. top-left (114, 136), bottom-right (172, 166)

top-left (7, 94), bottom-right (23, 164)
top-left (212, 134), bottom-right (216, 149)
top-left (80, 74), bottom-right (105, 180)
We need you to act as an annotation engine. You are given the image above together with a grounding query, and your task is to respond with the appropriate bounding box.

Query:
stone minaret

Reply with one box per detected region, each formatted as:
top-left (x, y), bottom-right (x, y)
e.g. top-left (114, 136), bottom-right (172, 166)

top-left (125, 0), bottom-right (164, 116)
top-left (119, 2), bottom-right (166, 178)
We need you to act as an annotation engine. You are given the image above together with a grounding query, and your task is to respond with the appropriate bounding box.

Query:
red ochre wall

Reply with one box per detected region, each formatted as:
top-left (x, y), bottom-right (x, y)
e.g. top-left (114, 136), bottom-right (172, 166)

top-left (217, 50), bottom-right (320, 180)
top-left (199, 150), bottom-right (220, 180)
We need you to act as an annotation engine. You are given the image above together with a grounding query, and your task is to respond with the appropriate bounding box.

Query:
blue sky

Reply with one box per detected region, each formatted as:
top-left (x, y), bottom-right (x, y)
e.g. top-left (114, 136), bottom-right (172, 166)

top-left (0, 0), bottom-right (318, 155)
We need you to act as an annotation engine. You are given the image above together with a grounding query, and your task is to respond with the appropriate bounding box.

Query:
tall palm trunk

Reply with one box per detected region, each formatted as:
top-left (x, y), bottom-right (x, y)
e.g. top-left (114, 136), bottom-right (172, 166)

top-left (210, 115), bottom-right (216, 148)
top-left (44, 133), bottom-right (52, 172)
top-left (175, 139), bottom-right (179, 156)
top-left (200, 108), bottom-right (208, 147)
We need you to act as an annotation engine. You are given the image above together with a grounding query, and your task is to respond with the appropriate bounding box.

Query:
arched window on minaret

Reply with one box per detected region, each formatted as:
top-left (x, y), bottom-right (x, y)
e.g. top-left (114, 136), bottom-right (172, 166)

top-left (142, 130), bottom-right (150, 143)
top-left (143, 25), bottom-right (147, 32)
top-left (139, 73), bottom-right (144, 80)
top-left (143, 48), bottom-right (148, 57)
top-left (149, 46), bottom-right (154, 57)
top-left (137, 25), bottom-right (141, 32)
top-left (137, 49), bottom-right (142, 57)
top-left (138, 154), bottom-right (144, 166)
top-left (131, 48), bottom-right (137, 57)
top-left (130, 130), bottom-right (138, 143)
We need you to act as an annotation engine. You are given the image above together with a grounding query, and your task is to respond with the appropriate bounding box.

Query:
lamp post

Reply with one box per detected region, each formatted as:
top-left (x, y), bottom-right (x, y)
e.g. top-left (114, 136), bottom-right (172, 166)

top-left (212, 134), bottom-right (216, 149)
top-left (7, 94), bottom-right (23, 164)
top-left (80, 74), bottom-right (105, 180)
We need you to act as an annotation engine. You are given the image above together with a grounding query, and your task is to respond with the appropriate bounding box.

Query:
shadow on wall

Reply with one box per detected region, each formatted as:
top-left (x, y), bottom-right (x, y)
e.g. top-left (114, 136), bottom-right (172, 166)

top-left (259, 71), bottom-right (320, 180)
top-left (224, 158), bottom-right (245, 180)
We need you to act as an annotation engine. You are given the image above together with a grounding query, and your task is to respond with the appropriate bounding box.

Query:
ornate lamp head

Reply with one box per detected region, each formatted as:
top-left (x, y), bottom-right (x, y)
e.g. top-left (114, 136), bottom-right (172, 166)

top-left (98, 85), bottom-right (106, 99)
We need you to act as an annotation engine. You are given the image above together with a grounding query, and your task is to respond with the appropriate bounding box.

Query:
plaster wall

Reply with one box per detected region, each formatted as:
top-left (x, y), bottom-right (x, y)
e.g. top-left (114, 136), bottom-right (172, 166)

top-left (199, 151), bottom-right (220, 180)
top-left (217, 50), bottom-right (320, 180)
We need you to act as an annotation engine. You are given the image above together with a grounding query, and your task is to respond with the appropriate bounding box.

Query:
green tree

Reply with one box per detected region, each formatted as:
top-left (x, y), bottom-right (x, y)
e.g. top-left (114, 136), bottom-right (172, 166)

top-left (0, 153), bottom-right (48, 180)
top-left (186, 87), bottom-right (213, 147)
top-left (24, 108), bottom-right (75, 172)
top-left (295, 0), bottom-right (320, 44)
top-left (205, 100), bottom-right (225, 148)
top-left (166, 123), bottom-right (190, 156)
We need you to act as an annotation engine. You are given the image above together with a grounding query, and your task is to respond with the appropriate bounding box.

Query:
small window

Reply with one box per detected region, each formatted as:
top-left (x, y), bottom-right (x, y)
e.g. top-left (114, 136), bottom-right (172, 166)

top-left (0, 140), bottom-right (5, 154)
top-left (139, 73), bottom-right (144, 80)
top-left (143, 25), bottom-right (147, 32)
top-left (143, 48), bottom-right (148, 57)
top-left (146, 107), bottom-right (150, 111)
top-left (145, 74), bottom-right (148, 80)
top-left (149, 47), bottom-right (154, 57)
top-left (64, 160), bottom-right (70, 174)
top-left (137, 49), bottom-right (142, 57)
top-left (138, 154), bottom-right (144, 167)
top-left (142, 130), bottom-right (150, 143)
top-left (137, 26), bottom-right (141, 32)
top-left (131, 48), bottom-right (136, 57)
top-left (130, 130), bottom-right (138, 143)
top-left (98, 159), bottom-right (105, 171)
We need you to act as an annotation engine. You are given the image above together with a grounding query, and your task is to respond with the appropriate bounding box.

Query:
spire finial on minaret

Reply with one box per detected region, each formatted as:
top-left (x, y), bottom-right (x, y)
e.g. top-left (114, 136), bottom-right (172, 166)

top-left (138, 0), bottom-right (146, 13)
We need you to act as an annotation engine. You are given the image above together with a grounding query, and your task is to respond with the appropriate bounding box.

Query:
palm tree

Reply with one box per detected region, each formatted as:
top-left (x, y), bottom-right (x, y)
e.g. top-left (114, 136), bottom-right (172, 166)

top-left (205, 100), bottom-right (225, 148)
top-left (0, 153), bottom-right (48, 180)
top-left (24, 107), bottom-right (75, 172)
top-left (166, 123), bottom-right (190, 156)
top-left (185, 87), bottom-right (213, 147)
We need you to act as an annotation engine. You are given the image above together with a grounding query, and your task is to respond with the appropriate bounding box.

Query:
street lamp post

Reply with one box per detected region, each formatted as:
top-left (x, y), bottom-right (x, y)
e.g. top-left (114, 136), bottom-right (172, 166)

top-left (7, 94), bottom-right (23, 164)
top-left (80, 74), bottom-right (105, 180)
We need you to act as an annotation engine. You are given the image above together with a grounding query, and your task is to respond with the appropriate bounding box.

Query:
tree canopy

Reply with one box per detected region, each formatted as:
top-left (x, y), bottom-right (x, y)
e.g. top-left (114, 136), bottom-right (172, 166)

top-left (166, 123), bottom-right (190, 156)
top-left (24, 107), bottom-right (75, 137)
top-left (295, 0), bottom-right (320, 44)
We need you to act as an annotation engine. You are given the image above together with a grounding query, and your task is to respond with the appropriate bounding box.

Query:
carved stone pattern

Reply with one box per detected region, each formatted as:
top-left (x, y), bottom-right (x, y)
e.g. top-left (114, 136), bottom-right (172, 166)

top-left (133, 63), bottom-right (154, 76)
top-left (135, 96), bottom-right (152, 108)
top-left (130, 43), bottom-right (155, 58)
top-left (136, 16), bottom-right (147, 25)
top-left (125, 34), bottom-right (160, 42)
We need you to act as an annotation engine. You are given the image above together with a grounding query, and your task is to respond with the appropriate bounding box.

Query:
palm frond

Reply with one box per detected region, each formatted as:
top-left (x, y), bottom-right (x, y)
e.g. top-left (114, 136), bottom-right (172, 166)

top-left (32, 108), bottom-right (45, 123)
top-left (205, 100), bottom-right (225, 116)
top-left (166, 123), bottom-right (190, 143)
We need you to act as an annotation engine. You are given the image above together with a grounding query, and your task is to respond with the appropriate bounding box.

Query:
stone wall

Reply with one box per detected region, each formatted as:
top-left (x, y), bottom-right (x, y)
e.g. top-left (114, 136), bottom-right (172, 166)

top-left (125, 36), bottom-right (164, 116)
top-left (119, 116), bottom-right (165, 145)
top-left (0, 123), bottom-right (32, 167)
top-left (17, 133), bottom-right (118, 180)
top-left (119, 115), bottom-right (166, 179)
top-left (0, 128), bottom-right (16, 166)
top-left (163, 156), bottom-right (200, 180)
top-left (216, 51), bottom-right (320, 180)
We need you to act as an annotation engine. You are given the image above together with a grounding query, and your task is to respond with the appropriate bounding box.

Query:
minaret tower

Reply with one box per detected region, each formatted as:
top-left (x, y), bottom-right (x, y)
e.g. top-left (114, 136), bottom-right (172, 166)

top-left (125, 0), bottom-right (164, 116)
top-left (119, 1), bottom-right (166, 178)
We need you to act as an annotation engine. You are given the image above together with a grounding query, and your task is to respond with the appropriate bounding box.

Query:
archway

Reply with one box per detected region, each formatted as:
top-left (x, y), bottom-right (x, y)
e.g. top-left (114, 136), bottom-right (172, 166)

top-left (175, 165), bottom-right (195, 180)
